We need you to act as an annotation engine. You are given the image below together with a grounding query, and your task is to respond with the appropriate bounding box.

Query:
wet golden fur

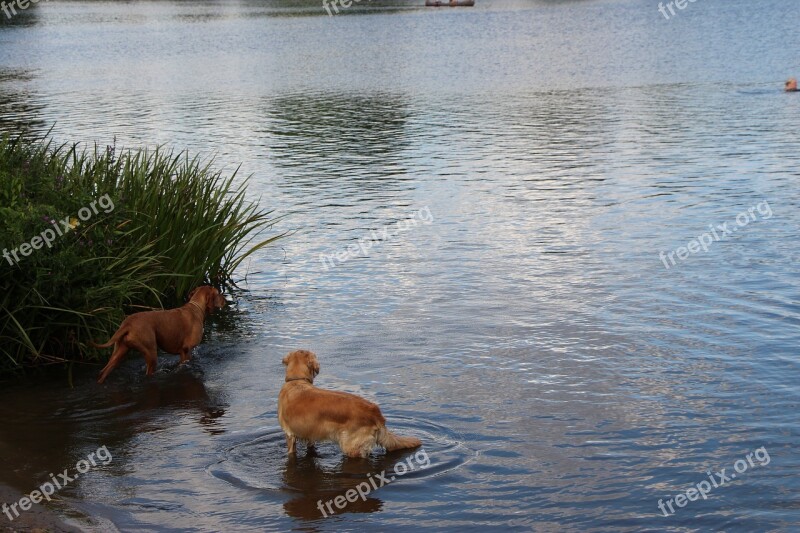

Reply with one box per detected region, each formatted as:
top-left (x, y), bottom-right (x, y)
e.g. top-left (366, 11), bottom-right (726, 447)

top-left (278, 350), bottom-right (421, 458)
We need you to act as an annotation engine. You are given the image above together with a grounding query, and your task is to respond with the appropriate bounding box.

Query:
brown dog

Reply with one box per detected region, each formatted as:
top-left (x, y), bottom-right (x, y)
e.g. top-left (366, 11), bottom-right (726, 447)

top-left (93, 286), bottom-right (226, 383)
top-left (278, 350), bottom-right (421, 458)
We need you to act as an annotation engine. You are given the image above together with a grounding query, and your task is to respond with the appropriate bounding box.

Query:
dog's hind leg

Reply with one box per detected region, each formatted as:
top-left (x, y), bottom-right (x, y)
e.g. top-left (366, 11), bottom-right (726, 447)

top-left (342, 445), bottom-right (371, 459)
top-left (127, 337), bottom-right (158, 376)
top-left (306, 442), bottom-right (318, 456)
top-left (97, 343), bottom-right (129, 384)
top-left (341, 429), bottom-right (376, 458)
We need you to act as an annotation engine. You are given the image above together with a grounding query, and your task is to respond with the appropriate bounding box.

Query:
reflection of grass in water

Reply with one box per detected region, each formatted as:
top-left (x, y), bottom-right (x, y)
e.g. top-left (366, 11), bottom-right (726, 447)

top-left (0, 132), bottom-right (284, 377)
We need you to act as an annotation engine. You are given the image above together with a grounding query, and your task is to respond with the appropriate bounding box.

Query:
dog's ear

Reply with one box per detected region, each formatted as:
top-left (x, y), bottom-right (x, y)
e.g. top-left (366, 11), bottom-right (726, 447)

top-left (201, 287), bottom-right (220, 314)
top-left (308, 354), bottom-right (320, 378)
top-left (214, 292), bottom-right (226, 309)
top-left (282, 355), bottom-right (289, 366)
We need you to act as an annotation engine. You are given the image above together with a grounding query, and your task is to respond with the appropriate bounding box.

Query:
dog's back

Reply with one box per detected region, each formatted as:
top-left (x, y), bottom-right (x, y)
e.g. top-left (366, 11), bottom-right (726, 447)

top-left (279, 385), bottom-right (385, 444)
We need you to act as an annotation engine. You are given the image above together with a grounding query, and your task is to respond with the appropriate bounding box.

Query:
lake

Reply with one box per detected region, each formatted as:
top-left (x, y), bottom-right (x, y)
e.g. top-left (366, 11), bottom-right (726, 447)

top-left (0, 0), bottom-right (799, 531)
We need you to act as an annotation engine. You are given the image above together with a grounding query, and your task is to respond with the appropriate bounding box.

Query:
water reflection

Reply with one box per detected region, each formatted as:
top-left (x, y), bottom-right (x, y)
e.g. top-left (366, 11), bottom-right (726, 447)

top-left (281, 450), bottom-right (384, 520)
top-left (0, 68), bottom-right (48, 132)
top-left (118, 367), bottom-right (228, 436)
top-left (265, 92), bottom-right (414, 190)
top-left (0, 364), bottom-right (227, 494)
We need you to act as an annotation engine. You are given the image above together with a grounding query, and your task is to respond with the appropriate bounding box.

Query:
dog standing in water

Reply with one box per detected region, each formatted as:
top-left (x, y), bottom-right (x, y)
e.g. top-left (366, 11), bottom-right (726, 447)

top-left (93, 286), bottom-right (226, 383)
top-left (278, 350), bottom-right (421, 458)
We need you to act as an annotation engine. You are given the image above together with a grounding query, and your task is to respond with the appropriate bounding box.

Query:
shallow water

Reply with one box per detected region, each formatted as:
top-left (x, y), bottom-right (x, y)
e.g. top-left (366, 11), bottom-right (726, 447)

top-left (1, 0), bottom-right (799, 531)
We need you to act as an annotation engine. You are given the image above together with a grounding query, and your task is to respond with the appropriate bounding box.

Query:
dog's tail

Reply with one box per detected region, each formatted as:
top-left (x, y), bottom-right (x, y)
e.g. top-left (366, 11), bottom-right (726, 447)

top-left (89, 329), bottom-right (127, 350)
top-left (376, 426), bottom-right (421, 452)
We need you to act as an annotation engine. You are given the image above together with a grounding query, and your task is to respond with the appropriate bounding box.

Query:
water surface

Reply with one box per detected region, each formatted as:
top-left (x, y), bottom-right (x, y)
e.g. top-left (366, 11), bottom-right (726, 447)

top-left (0, 0), bottom-right (799, 531)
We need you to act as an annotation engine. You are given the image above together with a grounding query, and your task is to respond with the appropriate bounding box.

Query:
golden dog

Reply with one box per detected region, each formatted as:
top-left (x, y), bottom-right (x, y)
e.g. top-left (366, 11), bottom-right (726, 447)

top-left (278, 350), bottom-right (421, 458)
top-left (93, 286), bottom-right (226, 383)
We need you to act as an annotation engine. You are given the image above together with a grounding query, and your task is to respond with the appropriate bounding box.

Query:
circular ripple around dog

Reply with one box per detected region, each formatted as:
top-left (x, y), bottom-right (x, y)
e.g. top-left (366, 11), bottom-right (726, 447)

top-left (207, 416), bottom-right (473, 494)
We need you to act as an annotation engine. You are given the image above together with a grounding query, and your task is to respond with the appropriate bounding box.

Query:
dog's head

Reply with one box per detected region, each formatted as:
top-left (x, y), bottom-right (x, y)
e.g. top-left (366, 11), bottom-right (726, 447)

top-left (282, 350), bottom-right (320, 382)
top-left (187, 286), bottom-right (226, 314)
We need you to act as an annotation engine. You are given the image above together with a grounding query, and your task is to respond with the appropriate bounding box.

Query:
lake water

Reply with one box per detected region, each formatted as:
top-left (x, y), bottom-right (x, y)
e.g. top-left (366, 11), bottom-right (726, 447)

top-left (1, 0), bottom-right (799, 531)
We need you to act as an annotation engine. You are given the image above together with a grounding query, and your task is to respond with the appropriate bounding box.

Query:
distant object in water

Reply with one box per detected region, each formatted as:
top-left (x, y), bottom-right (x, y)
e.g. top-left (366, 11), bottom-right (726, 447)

top-left (785, 78), bottom-right (798, 92)
top-left (425, 0), bottom-right (475, 6)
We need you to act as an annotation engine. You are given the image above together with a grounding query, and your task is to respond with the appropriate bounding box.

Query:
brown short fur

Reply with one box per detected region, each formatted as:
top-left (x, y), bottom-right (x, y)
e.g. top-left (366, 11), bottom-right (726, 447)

top-left (278, 350), bottom-right (421, 458)
top-left (93, 286), bottom-right (226, 383)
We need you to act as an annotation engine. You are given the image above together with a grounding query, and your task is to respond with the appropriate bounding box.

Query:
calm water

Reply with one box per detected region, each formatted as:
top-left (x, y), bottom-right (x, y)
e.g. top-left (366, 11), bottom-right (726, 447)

top-left (1, 0), bottom-right (799, 531)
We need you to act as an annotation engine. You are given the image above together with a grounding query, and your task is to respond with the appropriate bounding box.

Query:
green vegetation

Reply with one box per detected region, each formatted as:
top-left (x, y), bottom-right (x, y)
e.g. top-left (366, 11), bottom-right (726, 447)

top-left (0, 132), bottom-right (283, 376)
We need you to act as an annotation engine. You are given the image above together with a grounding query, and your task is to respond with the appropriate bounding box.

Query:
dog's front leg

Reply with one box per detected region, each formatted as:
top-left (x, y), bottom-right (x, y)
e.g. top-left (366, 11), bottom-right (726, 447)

top-left (286, 434), bottom-right (296, 454)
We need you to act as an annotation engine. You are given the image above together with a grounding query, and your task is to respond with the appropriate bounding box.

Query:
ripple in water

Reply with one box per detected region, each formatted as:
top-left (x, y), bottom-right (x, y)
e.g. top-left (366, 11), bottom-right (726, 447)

top-left (207, 416), bottom-right (474, 496)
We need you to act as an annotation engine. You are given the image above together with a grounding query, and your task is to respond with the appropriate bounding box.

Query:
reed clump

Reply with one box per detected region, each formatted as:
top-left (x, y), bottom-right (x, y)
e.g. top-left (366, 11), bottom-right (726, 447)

top-left (0, 132), bottom-right (283, 376)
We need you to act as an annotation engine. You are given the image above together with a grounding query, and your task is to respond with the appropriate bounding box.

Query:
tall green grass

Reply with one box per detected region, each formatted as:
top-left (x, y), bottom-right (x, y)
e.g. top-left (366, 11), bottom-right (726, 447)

top-left (0, 133), bottom-right (283, 376)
